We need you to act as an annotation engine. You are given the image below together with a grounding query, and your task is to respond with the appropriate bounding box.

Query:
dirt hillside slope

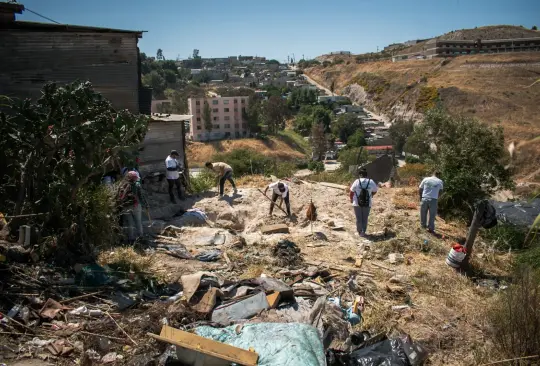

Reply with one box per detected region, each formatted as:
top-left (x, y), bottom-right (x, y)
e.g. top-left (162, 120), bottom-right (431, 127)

top-left (187, 135), bottom-right (307, 166)
top-left (305, 52), bottom-right (540, 179)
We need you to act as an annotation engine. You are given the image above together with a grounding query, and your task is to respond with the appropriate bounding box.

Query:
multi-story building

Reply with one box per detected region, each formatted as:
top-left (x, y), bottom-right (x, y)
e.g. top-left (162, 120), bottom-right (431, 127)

top-left (393, 37), bottom-right (540, 61)
top-left (188, 96), bottom-right (250, 141)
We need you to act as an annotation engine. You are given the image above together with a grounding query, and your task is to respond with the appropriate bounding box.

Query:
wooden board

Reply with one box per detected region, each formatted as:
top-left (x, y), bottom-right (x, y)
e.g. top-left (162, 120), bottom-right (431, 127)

top-left (149, 325), bottom-right (258, 366)
top-left (318, 182), bottom-right (349, 190)
top-left (261, 224), bottom-right (289, 234)
top-left (266, 292), bottom-right (281, 309)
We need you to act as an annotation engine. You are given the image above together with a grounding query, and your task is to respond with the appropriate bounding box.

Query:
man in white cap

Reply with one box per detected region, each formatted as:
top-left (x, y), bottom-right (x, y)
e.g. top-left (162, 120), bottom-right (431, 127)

top-left (264, 181), bottom-right (291, 217)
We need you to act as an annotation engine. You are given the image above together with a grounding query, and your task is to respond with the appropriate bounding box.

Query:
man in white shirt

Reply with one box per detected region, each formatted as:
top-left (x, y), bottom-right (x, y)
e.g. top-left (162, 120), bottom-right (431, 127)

top-left (349, 168), bottom-right (378, 237)
top-left (264, 181), bottom-right (291, 216)
top-left (418, 170), bottom-right (444, 232)
top-left (165, 150), bottom-right (184, 203)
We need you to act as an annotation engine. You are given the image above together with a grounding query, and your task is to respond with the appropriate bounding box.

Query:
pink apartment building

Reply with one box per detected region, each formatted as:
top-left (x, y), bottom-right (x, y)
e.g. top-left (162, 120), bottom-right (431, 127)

top-left (188, 96), bottom-right (250, 141)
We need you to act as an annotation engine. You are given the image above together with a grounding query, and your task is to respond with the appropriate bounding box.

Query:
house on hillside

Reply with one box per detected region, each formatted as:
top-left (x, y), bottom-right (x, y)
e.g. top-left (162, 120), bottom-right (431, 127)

top-left (0, 2), bottom-right (150, 114)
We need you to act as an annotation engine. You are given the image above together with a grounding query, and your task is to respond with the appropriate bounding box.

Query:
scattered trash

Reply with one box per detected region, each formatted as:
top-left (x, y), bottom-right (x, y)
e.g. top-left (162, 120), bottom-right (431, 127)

top-left (69, 306), bottom-right (103, 317)
top-left (195, 249), bottom-right (222, 262)
top-left (446, 243), bottom-right (467, 268)
top-left (211, 292), bottom-right (270, 325)
top-left (39, 298), bottom-right (69, 319)
top-left (102, 352), bottom-right (122, 364)
top-left (389, 275), bottom-right (409, 284)
top-left (388, 253), bottom-right (405, 264)
top-left (196, 323), bottom-right (326, 366)
top-left (392, 305), bottom-right (411, 311)
top-left (75, 263), bottom-right (110, 286)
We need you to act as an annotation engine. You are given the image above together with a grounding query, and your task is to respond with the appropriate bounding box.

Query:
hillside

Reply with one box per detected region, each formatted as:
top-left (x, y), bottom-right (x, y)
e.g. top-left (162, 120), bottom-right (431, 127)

top-left (187, 132), bottom-right (309, 166)
top-left (305, 52), bottom-right (540, 180)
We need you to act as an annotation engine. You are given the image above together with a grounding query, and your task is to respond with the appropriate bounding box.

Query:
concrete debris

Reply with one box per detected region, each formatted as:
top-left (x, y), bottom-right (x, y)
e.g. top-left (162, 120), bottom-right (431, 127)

top-left (388, 253), bottom-right (405, 264)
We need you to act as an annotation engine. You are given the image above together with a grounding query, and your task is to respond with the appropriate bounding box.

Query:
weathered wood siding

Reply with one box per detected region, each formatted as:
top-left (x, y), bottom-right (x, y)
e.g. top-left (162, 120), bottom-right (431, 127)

top-left (139, 122), bottom-right (186, 175)
top-left (0, 30), bottom-right (139, 112)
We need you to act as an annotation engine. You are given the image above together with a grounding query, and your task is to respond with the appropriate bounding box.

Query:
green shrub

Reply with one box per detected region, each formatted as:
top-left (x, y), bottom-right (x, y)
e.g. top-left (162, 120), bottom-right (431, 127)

top-left (190, 170), bottom-right (216, 194)
top-left (309, 170), bottom-right (353, 185)
top-left (516, 246), bottom-right (540, 269)
top-left (338, 147), bottom-right (368, 171)
top-left (404, 155), bottom-right (420, 164)
top-left (481, 223), bottom-right (529, 251)
top-left (212, 148), bottom-right (296, 178)
top-left (308, 160), bottom-right (325, 172)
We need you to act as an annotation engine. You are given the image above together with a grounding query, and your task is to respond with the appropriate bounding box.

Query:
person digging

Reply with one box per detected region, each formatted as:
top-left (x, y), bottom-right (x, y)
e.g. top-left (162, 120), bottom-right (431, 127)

top-left (265, 181), bottom-right (291, 217)
top-left (349, 168), bottom-right (378, 237)
top-left (205, 161), bottom-right (238, 197)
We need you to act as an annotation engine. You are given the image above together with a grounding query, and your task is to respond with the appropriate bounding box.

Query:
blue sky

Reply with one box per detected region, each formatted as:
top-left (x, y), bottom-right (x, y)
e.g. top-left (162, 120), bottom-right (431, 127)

top-left (17, 0), bottom-right (540, 62)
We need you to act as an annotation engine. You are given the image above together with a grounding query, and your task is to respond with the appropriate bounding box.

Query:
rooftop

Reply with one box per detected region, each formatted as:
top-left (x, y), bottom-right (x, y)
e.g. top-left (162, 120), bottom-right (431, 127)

top-left (151, 114), bottom-right (192, 122)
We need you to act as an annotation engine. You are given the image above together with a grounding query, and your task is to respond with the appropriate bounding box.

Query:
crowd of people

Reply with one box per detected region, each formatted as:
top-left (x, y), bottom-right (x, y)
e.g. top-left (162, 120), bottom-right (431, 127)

top-left (113, 151), bottom-right (444, 244)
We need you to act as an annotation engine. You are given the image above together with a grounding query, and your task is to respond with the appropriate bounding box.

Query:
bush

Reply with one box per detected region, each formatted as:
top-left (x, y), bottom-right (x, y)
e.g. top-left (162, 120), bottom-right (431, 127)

top-left (397, 163), bottom-right (429, 182)
top-left (190, 170), bottom-right (216, 194)
top-left (486, 266), bottom-right (540, 360)
top-left (404, 155), bottom-right (420, 164)
top-left (405, 108), bottom-right (513, 217)
top-left (309, 170), bottom-right (354, 185)
top-left (338, 147), bottom-right (368, 171)
top-left (212, 149), bottom-right (295, 178)
top-left (481, 223), bottom-right (529, 251)
top-left (516, 246), bottom-right (540, 269)
top-left (308, 160), bottom-right (325, 172)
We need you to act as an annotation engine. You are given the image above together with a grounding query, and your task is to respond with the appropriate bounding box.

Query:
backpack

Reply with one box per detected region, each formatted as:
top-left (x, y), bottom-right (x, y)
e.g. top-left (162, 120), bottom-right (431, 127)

top-left (356, 179), bottom-right (371, 207)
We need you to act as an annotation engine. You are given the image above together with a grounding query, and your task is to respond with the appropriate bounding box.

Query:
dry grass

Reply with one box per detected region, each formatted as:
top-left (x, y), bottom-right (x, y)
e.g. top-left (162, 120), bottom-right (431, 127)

top-left (98, 247), bottom-right (154, 274)
top-left (187, 137), bottom-right (305, 167)
top-left (236, 174), bottom-right (270, 188)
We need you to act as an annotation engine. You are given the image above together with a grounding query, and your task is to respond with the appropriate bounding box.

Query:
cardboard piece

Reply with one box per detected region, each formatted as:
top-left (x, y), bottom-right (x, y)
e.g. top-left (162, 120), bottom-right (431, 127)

top-left (261, 224), bottom-right (289, 234)
top-left (149, 325), bottom-right (258, 366)
top-left (266, 292), bottom-right (281, 309)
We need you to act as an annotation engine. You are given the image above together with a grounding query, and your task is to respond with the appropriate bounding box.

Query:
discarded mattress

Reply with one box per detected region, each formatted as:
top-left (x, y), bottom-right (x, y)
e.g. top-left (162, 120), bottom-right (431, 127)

top-left (195, 322), bottom-right (326, 366)
top-left (490, 199), bottom-right (540, 228)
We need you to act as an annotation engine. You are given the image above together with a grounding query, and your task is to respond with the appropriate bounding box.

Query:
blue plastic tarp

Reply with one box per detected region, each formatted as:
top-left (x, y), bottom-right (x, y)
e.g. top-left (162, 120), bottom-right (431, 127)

top-left (195, 322), bottom-right (326, 366)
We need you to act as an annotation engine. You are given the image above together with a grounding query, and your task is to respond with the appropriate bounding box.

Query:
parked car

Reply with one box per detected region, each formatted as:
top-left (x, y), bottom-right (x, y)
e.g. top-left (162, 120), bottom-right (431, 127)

top-left (325, 151), bottom-right (338, 160)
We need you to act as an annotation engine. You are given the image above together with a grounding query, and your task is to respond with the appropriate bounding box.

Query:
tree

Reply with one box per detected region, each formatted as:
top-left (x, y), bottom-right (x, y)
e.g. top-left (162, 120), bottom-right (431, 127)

top-left (405, 108), bottom-right (514, 216)
top-left (338, 147), bottom-right (368, 170)
top-left (311, 123), bottom-right (327, 160)
top-left (163, 69), bottom-right (177, 85)
top-left (389, 118), bottom-right (415, 154)
top-left (533, 25), bottom-right (538, 30)
top-left (157, 48), bottom-right (164, 60)
top-left (347, 130), bottom-right (366, 148)
top-left (261, 96), bottom-right (289, 134)
top-left (244, 99), bottom-right (262, 133)
top-left (267, 59), bottom-right (280, 65)
top-left (331, 114), bottom-right (362, 143)
top-left (293, 105), bottom-right (332, 135)
top-left (193, 49), bottom-right (200, 59)
top-left (142, 70), bottom-right (166, 98)
top-left (203, 101), bottom-right (212, 139)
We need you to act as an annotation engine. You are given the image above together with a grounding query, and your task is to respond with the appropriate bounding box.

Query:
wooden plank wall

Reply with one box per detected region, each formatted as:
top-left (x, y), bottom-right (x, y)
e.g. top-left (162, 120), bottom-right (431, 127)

top-left (139, 121), bottom-right (186, 176)
top-left (0, 30), bottom-right (140, 113)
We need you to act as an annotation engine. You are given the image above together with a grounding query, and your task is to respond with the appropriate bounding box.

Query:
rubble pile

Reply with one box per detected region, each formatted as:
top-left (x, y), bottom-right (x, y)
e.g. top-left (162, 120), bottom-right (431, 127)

top-left (0, 178), bottom-right (441, 365)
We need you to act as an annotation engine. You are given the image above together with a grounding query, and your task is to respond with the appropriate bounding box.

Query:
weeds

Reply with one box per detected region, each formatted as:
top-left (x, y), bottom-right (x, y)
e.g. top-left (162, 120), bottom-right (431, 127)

top-left (486, 266), bottom-right (540, 361)
top-left (397, 163), bottom-right (429, 183)
top-left (308, 170), bottom-right (354, 185)
top-left (481, 223), bottom-right (529, 251)
top-left (190, 170), bottom-right (216, 193)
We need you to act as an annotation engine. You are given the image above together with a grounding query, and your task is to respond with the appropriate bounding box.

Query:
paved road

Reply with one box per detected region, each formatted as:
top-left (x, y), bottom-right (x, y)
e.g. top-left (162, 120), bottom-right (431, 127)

top-left (302, 74), bottom-right (332, 95)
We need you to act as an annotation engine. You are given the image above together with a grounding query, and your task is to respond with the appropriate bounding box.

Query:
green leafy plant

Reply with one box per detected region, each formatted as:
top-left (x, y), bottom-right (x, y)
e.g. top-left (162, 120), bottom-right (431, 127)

top-left (190, 170), bottom-right (216, 194)
top-left (0, 81), bottom-right (148, 256)
top-left (307, 160), bottom-right (325, 173)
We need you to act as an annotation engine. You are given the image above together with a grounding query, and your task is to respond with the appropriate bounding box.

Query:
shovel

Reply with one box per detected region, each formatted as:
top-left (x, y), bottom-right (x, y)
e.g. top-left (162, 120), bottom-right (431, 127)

top-left (145, 208), bottom-right (154, 228)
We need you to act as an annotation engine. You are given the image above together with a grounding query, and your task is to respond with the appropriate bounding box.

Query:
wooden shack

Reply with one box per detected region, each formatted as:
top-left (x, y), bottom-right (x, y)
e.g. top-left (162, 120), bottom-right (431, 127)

top-left (0, 2), bottom-right (148, 113)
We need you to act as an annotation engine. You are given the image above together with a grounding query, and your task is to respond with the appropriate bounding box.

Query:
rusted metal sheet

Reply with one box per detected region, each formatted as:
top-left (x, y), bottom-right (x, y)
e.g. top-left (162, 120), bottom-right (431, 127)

top-left (0, 30), bottom-right (139, 113)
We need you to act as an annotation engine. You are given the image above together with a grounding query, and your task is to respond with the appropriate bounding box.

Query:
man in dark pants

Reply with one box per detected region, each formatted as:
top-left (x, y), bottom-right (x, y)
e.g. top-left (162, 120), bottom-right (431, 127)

top-left (165, 150), bottom-right (184, 203)
top-left (205, 161), bottom-right (237, 197)
top-left (264, 181), bottom-right (291, 217)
